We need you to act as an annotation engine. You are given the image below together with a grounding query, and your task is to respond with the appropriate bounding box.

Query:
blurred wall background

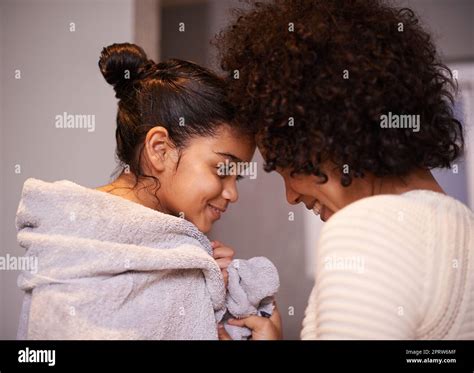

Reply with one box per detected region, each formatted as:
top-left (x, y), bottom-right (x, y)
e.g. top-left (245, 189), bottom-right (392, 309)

top-left (0, 0), bottom-right (137, 339)
top-left (1, 0), bottom-right (473, 340)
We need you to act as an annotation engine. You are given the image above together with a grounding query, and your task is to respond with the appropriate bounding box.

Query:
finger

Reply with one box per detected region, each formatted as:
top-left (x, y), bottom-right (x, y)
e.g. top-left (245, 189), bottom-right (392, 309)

top-left (211, 240), bottom-right (222, 248)
top-left (270, 302), bottom-right (282, 330)
top-left (217, 324), bottom-right (232, 340)
top-left (227, 316), bottom-right (268, 330)
top-left (212, 246), bottom-right (234, 259)
top-left (215, 257), bottom-right (232, 269)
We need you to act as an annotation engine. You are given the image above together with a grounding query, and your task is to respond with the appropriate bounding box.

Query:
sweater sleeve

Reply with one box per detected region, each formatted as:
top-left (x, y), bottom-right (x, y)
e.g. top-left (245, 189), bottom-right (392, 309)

top-left (301, 195), bottom-right (427, 340)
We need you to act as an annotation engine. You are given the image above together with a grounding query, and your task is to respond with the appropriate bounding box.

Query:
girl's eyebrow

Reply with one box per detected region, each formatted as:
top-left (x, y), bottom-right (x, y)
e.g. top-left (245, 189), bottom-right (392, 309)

top-left (214, 151), bottom-right (243, 163)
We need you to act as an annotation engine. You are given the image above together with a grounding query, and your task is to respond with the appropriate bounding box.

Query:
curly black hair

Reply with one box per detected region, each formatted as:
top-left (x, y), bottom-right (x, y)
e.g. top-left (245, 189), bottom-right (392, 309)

top-left (215, 0), bottom-right (464, 186)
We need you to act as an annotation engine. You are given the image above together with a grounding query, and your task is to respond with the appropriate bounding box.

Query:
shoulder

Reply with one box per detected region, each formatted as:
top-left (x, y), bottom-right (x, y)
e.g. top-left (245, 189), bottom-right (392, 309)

top-left (322, 191), bottom-right (472, 243)
top-left (304, 191), bottom-right (472, 339)
top-left (315, 193), bottom-right (433, 287)
top-left (320, 193), bottom-right (428, 245)
top-left (304, 194), bottom-right (430, 339)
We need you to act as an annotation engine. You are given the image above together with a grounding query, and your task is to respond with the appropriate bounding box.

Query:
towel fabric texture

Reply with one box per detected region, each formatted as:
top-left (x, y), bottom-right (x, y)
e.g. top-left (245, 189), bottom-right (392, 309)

top-left (15, 178), bottom-right (279, 340)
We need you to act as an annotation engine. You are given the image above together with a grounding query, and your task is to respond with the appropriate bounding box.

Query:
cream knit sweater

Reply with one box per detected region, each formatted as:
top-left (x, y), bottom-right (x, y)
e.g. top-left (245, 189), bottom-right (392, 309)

top-left (301, 190), bottom-right (474, 340)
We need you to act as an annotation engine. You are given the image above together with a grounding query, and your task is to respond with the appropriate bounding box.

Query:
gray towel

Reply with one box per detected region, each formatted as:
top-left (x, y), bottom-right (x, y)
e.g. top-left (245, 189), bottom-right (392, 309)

top-left (223, 257), bottom-right (280, 340)
top-left (15, 178), bottom-right (227, 340)
top-left (15, 178), bottom-right (281, 340)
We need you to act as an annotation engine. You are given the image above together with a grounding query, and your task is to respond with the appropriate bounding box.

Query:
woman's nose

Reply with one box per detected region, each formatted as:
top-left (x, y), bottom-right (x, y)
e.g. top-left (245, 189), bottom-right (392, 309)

top-left (285, 187), bottom-right (300, 205)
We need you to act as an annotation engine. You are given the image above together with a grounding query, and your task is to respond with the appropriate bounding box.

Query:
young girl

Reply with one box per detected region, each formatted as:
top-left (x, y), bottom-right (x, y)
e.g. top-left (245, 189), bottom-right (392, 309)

top-left (15, 43), bottom-right (256, 340)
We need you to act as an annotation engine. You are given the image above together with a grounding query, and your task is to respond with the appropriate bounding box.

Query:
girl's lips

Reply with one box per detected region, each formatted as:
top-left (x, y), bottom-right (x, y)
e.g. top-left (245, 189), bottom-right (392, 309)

top-left (207, 204), bottom-right (224, 220)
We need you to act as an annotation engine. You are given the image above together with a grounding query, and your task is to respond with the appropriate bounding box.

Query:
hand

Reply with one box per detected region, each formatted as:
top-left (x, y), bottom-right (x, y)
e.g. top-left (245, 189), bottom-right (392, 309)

top-left (211, 240), bottom-right (234, 287)
top-left (218, 303), bottom-right (283, 340)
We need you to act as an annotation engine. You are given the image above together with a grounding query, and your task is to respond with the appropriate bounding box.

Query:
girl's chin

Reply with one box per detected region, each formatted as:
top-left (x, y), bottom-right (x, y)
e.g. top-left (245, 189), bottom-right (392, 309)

top-left (198, 224), bottom-right (212, 234)
top-left (192, 218), bottom-right (212, 234)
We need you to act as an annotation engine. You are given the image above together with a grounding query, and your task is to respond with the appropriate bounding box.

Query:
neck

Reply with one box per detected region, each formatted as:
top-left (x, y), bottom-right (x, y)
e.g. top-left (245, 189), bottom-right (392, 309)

top-left (96, 172), bottom-right (163, 211)
top-left (372, 168), bottom-right (445, 196)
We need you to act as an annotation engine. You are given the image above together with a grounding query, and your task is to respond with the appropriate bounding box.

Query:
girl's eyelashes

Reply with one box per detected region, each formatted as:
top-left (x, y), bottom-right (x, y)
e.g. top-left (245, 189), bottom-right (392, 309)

top-left (215, 166), bottom-right (244, 181)
top-left (216, 166), bottom-right (227, 179)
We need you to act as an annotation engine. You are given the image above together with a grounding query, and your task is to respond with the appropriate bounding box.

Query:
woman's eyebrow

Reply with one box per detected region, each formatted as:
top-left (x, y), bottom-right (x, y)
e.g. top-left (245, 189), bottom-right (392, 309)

top-left (214, 151), bottom-right (243, 163)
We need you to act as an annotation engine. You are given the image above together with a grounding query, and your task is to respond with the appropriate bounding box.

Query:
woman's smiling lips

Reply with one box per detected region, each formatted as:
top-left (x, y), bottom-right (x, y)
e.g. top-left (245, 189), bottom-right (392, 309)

top-left (207, 203), bottom-right (226, 220)
top-left (307, 200), bottom-right (333, 222)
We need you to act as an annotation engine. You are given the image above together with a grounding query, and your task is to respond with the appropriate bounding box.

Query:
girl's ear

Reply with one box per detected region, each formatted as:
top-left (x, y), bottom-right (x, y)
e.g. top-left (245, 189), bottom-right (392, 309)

top-left (144, 126), bottom-right (175, 172)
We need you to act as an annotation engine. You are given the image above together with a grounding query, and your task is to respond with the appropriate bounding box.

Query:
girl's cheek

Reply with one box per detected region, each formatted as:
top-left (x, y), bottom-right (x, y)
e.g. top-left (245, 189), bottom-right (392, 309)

top-left (209, 173), bottom-right (225, 195)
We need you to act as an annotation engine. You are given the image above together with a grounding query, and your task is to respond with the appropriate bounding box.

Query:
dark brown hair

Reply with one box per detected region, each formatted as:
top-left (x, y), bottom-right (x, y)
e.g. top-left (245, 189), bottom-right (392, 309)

top-left (99, 42), bottom-right (243, 183)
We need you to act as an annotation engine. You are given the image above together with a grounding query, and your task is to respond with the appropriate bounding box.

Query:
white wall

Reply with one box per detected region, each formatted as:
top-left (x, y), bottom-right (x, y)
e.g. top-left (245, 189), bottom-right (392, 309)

top-left (397, 0), bottom-right (474, 62)
top-left (451, 63), bottom-right (474, 210)
top-left (0, 0), bottom-right (134, 339)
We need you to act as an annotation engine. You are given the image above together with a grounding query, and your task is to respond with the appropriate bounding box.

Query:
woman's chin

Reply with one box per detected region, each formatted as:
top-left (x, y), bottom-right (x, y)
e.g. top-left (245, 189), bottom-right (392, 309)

top-left (321, 205), bottom-right (335, 222)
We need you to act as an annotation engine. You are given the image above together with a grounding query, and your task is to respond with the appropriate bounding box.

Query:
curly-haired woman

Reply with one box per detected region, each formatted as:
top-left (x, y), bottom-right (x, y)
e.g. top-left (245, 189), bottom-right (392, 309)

top-left (217, 0), bottom-right (474, 340)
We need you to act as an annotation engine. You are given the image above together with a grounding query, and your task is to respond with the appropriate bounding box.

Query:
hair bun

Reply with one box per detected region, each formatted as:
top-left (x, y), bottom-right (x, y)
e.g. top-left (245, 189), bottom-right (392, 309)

top-left (99, 43), bottom-right (148, 98)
